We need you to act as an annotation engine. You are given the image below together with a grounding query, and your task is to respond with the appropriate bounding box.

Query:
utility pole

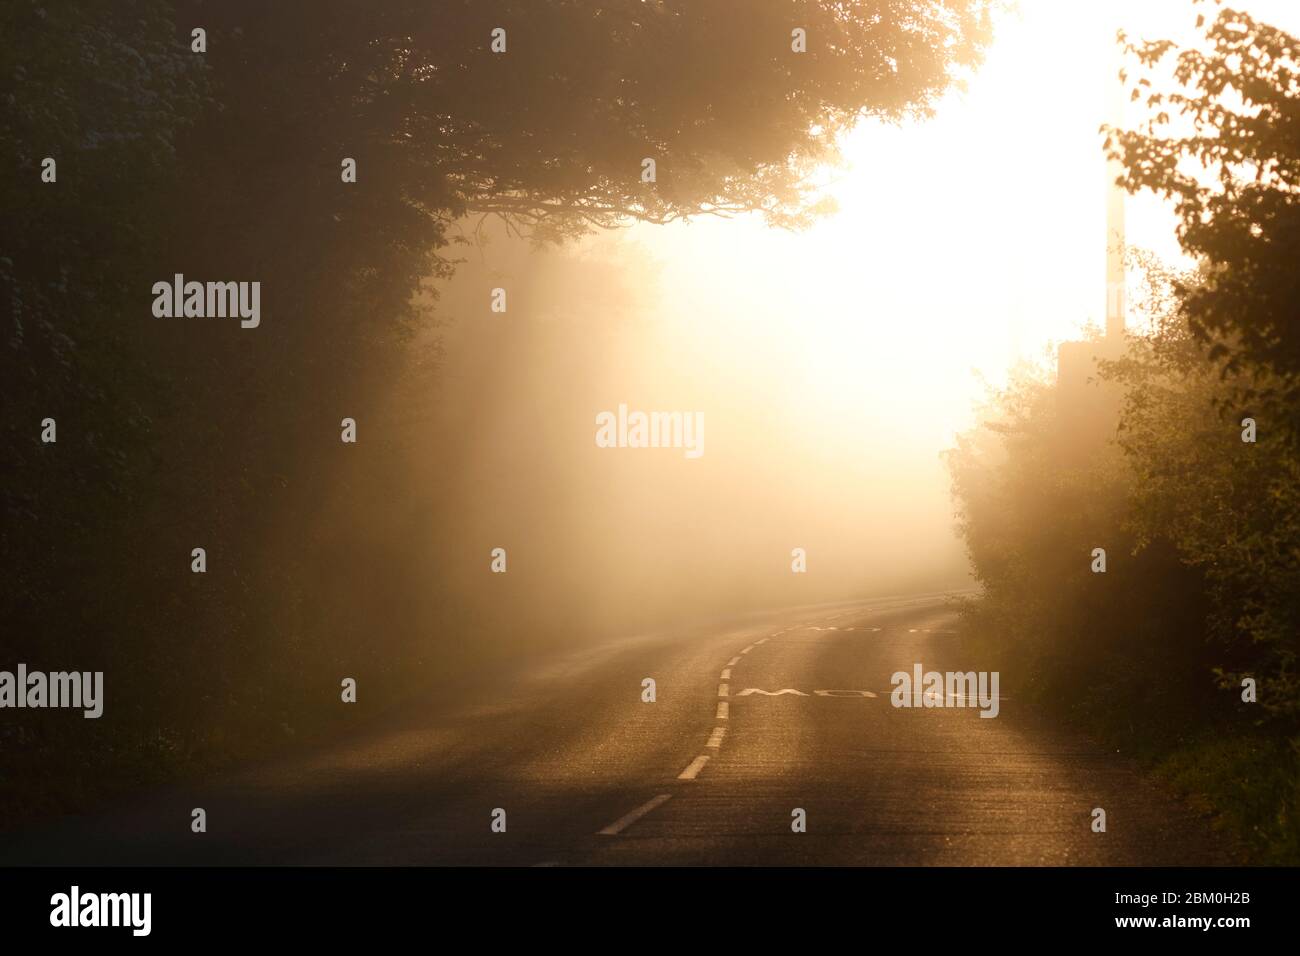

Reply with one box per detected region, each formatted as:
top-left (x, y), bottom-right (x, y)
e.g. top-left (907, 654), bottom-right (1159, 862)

top-left (1055, 15), bottom-right (1128, 456)
top-left (1105, 33), bottom-right (1126, 342)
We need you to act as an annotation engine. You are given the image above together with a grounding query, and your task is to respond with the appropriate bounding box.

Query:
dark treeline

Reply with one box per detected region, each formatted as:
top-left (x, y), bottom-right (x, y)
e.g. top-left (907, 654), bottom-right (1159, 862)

top-left (1, 1), bottom-right (993, 821)
top-left (948, 9), bottom-right (1300, 862)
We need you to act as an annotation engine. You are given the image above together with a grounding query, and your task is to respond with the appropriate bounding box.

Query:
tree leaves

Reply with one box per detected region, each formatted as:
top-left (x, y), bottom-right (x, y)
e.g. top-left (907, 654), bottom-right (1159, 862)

top-left (1108, 8), bottom-right (1300, 385)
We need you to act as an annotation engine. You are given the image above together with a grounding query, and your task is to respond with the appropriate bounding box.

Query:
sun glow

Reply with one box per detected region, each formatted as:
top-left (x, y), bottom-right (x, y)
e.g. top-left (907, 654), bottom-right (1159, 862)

top-left (625, 0), bottom-right (1300, 444)
top-left (433, 0), bottom-right (1300, 604)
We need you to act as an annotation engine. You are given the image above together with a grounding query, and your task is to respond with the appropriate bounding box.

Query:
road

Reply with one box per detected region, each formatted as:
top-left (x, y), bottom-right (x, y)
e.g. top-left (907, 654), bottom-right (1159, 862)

top-left (2, 592), bottom-right (1236, 866)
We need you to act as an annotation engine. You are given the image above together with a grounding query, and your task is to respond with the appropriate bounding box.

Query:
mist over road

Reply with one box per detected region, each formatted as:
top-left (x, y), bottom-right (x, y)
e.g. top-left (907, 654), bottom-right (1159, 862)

top-left (5, 593), bottom-right (1233, 866)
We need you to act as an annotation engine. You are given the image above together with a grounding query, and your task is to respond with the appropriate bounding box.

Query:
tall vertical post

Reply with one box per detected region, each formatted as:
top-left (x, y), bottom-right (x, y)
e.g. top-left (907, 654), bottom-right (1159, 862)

top-left (1105, 34), bottom-right (1126, 341)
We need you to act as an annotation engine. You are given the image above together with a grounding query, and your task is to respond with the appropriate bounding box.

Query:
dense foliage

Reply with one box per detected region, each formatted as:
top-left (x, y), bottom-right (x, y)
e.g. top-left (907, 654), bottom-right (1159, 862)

top-left (0, 0), bottom-right (994, 820)
top-left (950, 7), bottom-right (1300, 861)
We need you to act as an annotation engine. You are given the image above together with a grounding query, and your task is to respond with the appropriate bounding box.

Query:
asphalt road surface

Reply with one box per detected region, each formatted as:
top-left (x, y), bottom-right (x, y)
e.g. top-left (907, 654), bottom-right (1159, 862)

top-left (3, 592), bottom-right (1237, 865)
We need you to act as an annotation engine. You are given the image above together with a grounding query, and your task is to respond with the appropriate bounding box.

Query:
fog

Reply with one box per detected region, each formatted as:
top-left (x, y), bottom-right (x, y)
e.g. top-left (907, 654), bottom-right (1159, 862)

top-left (322, 226), bottom-right (969, 663)
top-left (263, 0), bottom-right (1300, 678)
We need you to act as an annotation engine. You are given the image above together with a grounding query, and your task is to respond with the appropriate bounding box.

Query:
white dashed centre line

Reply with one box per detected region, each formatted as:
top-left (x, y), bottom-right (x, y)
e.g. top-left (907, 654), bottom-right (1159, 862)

top-left (677, 755), bottom-right (710, 781)
top-left (672, 635), bottom-right (773, 787)
top-left (597, 793), bottom-right (674, 836)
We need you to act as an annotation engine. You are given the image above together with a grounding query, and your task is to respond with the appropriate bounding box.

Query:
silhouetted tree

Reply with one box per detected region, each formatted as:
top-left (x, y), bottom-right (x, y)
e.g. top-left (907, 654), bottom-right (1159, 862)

top-left (1107, 7), bottom-right (1300, 390)
top-left (1, 0), bottom-right (996, 820)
